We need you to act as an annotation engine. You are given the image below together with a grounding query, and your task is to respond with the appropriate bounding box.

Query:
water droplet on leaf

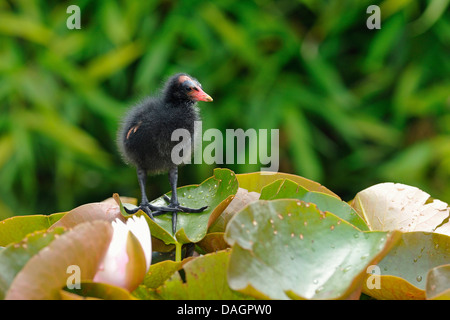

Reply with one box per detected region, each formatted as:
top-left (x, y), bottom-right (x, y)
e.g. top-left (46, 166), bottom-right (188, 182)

top-left (343, 266), bottom-right (352, 273)
top-left (315, 286), bottom-right (324, 294)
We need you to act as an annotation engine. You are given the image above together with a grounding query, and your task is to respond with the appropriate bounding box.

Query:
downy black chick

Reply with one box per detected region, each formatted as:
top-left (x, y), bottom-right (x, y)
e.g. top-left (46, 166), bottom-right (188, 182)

top-left (117, 73), bottom-right (213, 233)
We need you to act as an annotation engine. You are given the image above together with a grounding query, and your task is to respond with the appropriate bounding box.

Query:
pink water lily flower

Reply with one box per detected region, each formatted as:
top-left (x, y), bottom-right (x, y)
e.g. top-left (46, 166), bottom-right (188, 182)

top-left (94, 215), bottom-right (151, 291)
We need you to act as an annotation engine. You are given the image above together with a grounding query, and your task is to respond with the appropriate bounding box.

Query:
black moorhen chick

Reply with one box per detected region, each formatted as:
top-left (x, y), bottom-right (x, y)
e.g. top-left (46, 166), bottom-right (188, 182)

top-left (118, 73), bottom-right (213, 234)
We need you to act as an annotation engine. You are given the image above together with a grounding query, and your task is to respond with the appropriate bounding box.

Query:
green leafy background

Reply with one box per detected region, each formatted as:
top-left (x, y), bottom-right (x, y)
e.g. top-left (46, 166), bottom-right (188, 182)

top-left (0, 0), bottom-right (449, 301)
top-left (0, 0), bottom-right (449, 219)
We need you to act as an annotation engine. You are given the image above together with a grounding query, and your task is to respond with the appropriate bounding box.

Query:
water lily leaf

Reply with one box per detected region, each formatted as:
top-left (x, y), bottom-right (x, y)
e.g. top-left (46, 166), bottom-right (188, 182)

top-left (143, 257), bottom-right (194, 289)
top-left (140, 168), bottom-right (238, 245)
top-left (236, 172), bottom-right (339, 198)
top-left (260, 179), bottom-right (369, 230)
top-left (197, 232), bottom-right (229, 253)
top-left (49, 202), bottom-right (125, 231)
top-left (352, 182), bottom-right (450, 235)
top-left (225, 199), bottom-right (399, 300)
top-left (209, 174), bottom-right (342, 234)
top-left (0, 228), bottom-right (65, 299)
top-left (208, 187), bottom-right (261, 233)
top-left (426, 264), bottom-right (450, 300)
top-left (61, 281), bottom-right (135, 300)
top-left (132, 258), bottom-right (193, 300)
top-left (152, 250), bottom-right (254, 299)
top-left (102, 195), bottom-right (137, 207)
top-left (131, 285), bottom-right (158, 300)
top-left (259, 178), bottom-right (308, 198)
top-left (59, 290), bottom-right (99, 300)
top-left (0, 212), bottom-right (65, 246)
top-left (5, 221), bottom-right (113, 300)
top-left (363, 274), bottom-right (425, 300)
top-left (113, 193), bottom-right (138, 218)
top-left (362, 232), bottom-right (450, 300)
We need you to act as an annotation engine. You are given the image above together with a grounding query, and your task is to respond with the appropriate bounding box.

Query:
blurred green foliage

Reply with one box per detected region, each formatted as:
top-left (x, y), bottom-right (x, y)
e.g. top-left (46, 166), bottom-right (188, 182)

top-left (0, 0), bottom-right (449, 218)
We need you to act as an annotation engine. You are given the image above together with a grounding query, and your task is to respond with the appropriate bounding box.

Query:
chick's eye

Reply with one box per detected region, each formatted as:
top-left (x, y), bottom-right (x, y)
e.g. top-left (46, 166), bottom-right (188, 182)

top-left (183, 80), bottom-right (196, 91)
top-left (185, 85), bottom-right (198, 92)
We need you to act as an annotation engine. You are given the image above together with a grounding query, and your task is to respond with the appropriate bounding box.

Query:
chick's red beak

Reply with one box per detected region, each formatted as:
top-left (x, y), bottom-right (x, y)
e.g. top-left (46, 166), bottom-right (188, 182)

top-left (191, 88), bottom-right (213, 102)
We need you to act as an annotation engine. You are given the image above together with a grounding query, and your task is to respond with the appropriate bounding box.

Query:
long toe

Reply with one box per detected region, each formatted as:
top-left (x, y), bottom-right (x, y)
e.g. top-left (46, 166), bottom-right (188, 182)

top-left (148, 203), bottom-right (182, 212)
top-left (177, 205), bottom-right (208, 213)
top-left (151, 210), bottom-right (166, 217)
top-left (162, 194), bottom-right (208, 213)
top-left (141, 205), bottom-right (154, 220)
top-left (124, 206), bottom-right (140, 215)
top-left (125, 204), bottom-right (155, 220)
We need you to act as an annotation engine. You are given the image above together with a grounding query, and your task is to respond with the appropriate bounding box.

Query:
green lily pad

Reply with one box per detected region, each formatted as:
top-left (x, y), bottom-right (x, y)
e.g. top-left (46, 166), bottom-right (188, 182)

top-left (362, 231), bottom-right (450, 300)
top-left (0, 212), bottom-right (65, 246)
top-left (260, 179), bottom-right (369, 230)
top-left (143, 258), bottom-right (192, 289)
top-left (123, 168), bottom-right (238, 246)
top-left (225, 199), bottom-right (399, 300)
top-left (5, 221), bottom-right (113, 300)
top-left (132, 258), bottom-right (189, 300)
top-left (0, 227), bottom-right (65, 299)
top-left (209, 173), bottom-right (343, 234)
top-left (236, 171), bottom-right (339, 198)
top-left (150, 250), bottom-right (254, 299)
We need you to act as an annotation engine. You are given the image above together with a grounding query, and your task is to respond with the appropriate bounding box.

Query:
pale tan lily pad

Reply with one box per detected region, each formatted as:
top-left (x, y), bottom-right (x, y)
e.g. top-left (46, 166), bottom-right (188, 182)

top-left (49, 202), bottom-right (125, 231)
top-left (208, 187), bottom-right (261, 233)
top-left (426, 264), bottom-right (450, 300)
top-left (352, 183), bottom-right (450, 300)
top-left (352, 182), bottom-right (450, 235)
top-left (5, 221), bottom-right (113, 300)
top-left (0, 228), bottom-right (65, 299)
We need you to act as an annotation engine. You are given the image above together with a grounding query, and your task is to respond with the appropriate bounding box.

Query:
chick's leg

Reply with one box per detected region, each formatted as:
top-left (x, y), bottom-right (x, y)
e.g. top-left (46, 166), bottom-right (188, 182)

top-left (124, 168), bottom-right (159, 219)
top-left (125, 167), bottom-right (207, 235)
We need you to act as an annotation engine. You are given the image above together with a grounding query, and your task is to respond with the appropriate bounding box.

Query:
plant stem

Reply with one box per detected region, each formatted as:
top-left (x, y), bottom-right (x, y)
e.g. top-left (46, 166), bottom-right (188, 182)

top-left (175, 242), bottom-right (182, 262)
